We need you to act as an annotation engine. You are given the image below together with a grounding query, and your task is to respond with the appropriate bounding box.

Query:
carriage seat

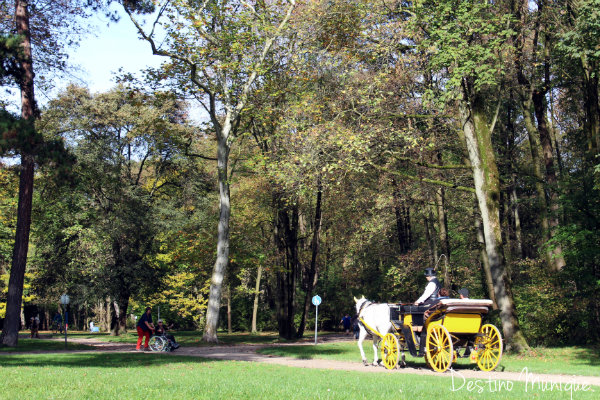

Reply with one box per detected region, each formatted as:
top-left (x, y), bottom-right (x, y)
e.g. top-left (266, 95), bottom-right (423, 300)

top-left (424, 298), bottom-right (494, 320)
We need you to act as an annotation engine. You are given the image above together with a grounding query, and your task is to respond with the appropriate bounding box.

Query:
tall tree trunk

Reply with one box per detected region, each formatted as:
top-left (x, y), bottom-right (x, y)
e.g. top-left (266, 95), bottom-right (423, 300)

top-left (392, 180), bottom-right (411, 253)
top-left (297, 180), bottom-right (323, 338)
top-left (547, 91), bottom-right (564, 178)
top-left (532, 90), bottom-right (566, 270)
top-left (226, 285), bottom-right (232, 334)
top-left (521, 97), bottom-right (554, 267)
top-left (423, 211), bottom-right (436, 267)
top-left (110, 301), bottom-right (120, 336)
top-left (274, 201), bottom-right (299, 340)
top-left (510, 177), bottom-right (524, 259)
top-left (435, 187), bottom-right (450, 286)
top-left (581, 57), bottom-right (600, 155)
top-left (0, 0), bottom-right (36, 347)
top-left (475, 207), bottom-right (498, 309)
top-left (459, 84), bottom-right (528, 351)
top-left (251, 265), bottom-right (262, 333)
top-left (106, 299), bottom-right (112, 333)
top-left (110, 296), bottom-right (129, 336)
top-left (203, 125), bottom-right (231, 343)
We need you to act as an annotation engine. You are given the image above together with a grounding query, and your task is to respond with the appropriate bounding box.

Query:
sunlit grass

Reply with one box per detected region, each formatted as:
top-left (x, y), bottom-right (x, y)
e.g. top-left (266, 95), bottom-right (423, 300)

top-left (257, 342), bottom-right (600, 376)
top-left (0, 352), bottom-right (595, 399)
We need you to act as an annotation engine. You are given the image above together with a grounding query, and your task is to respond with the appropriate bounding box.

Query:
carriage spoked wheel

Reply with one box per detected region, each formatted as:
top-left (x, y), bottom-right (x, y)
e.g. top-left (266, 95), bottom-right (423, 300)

top-left (381, 333), bottom-right (400, 370)
top-left (475, 324), bottom-right (503, 371)
top-left (149, 336), bottom-right (167, 352)
top-left (425, 324), bottom-right (454, 372)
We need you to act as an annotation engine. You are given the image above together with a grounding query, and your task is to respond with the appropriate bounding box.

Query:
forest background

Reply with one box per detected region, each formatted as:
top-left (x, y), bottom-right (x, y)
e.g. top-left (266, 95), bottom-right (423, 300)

top-left (1, 0), bottom-right (599, 350)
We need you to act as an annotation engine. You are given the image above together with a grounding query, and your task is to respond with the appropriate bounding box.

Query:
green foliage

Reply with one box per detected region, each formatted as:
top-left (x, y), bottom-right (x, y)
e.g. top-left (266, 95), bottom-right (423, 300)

top-left (411, 0), bottom-right (515, 102)
top-left (557, 0), bottom-right (600, 66)
top-left (30, 85), bottom-right (208, 325)
top-left (0, 35), bottom-right (23, 86)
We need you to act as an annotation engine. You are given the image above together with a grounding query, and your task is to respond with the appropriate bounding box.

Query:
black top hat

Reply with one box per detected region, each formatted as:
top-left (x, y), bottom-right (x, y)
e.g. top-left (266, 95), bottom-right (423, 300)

top-left (424, 267), bottom-right (436, 277)
top-left (458, 288), bottom-right (469, 297)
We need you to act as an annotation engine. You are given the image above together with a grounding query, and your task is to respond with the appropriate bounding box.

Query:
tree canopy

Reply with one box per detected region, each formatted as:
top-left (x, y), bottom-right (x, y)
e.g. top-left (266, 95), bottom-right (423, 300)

top-left (1, 0), bottom-right (599, 348)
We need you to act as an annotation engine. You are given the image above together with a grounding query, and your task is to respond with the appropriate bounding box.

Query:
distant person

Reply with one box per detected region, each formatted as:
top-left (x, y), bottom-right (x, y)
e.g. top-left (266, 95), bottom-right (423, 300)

top-left (341, 314), bottom-right (352, 334)
top-left (53, 312), bottom-right (63, 333)
top-left (136, 307), bottom-right (155, 351)
top-left (30, 315), bottom-right (39, 338)
top-left (414, 268), bottom-right (441, 305)
top-left (438, 288), bottom-right (450, 299)
top-left (155, 319), bottom-right (180, 350)
top-left (458, 288), bottom-right (470, 299)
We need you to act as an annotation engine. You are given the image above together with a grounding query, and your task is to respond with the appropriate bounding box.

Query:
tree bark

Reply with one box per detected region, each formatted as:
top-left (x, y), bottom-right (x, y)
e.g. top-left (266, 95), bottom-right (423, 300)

top-left (423, 210), bottom-right (436, 267)
top-left (203, 123), bottom-right (231, 343)
top-left (476, 211), bottom-right (498, 309)
top-left (392, 180), bottom-right (411, 253)
top-left (532, 90), bottom-right (566, 270)
top-left (581, 57), bottom-right (600, 155)
top-left (274, 200), bottom-right (299, 340)
top-left (435, 187), bottom-right (450, 286)
top-left (510, 177), bottom-right (524, 259)
top-left (459, 83), bottom-right (528, 351)
top-left (297, 179), bottom-right (323, 338)
top-left (110, 296), bottom-right (129, 336)
top-left (1, 0), bottom-right (36, 347)
top-left (251, 265), bottom-right (262, 333)
top-left (226, 285), bottom-right (232, 334)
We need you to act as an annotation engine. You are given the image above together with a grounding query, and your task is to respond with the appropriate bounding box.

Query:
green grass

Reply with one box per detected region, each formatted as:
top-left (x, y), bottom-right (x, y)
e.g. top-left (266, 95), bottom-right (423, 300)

top-left (0, 338), bottom-right (95, 352)
top-left (257, 342), bottom-right (600, 376)
top-left (0, 352), bottom-right (595, 399)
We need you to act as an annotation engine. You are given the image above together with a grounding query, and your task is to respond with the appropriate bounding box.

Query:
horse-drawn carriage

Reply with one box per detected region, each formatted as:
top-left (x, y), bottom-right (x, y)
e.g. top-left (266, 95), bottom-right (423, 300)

top-left (355, 297), bottom-right (502, 372)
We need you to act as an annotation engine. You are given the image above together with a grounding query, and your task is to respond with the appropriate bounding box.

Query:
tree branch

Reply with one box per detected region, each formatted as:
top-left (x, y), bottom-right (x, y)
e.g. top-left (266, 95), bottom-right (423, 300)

top-left (368, 162), bottom-right (475, 193)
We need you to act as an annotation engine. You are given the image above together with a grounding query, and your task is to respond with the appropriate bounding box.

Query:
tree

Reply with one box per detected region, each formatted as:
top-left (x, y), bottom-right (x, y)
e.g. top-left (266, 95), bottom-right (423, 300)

top-left (123, 0), bottom-right (297, 342)
top-left (34, 85), bottom-right (193, 335)
top-left (0, 0), bottom-right (39, 347)
top-left (0, 0), bottom-right (104, 347)
top-left (411, 0), bottom-right (529, 351)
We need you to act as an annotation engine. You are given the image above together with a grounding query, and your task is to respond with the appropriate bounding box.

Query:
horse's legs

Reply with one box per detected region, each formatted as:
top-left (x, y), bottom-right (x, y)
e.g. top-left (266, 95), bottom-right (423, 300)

top-left (371, 336), bottom-right (380, 366)
top-left (357, 326), bottom-right (369, 365)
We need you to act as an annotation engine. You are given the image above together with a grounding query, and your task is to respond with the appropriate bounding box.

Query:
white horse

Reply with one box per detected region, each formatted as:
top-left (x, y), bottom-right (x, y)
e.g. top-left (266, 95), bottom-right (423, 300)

top-left (354, 296), bottom-right (393, 366)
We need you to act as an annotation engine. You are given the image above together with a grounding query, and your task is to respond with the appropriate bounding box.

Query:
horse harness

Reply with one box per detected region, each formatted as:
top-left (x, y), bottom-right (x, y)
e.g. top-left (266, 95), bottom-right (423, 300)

top-left (357, 300), bottom-right (384, 339)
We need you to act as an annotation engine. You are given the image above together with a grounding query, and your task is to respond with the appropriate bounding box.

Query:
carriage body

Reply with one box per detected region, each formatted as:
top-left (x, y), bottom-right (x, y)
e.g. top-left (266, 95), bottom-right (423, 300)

top-left (382, 299), bottom-right (502, 372)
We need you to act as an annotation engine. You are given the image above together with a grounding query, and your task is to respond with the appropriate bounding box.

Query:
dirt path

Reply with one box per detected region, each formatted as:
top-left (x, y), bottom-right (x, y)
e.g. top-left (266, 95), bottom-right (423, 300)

top-left (5, 336), bottom-right (600, 388)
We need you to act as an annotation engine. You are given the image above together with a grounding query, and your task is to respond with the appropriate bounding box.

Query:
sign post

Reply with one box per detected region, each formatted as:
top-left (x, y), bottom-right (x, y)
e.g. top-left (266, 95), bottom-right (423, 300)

top-left (312, 295), bottom-right (322, 345)
top-left (60, 294), bottom-right (70, 350)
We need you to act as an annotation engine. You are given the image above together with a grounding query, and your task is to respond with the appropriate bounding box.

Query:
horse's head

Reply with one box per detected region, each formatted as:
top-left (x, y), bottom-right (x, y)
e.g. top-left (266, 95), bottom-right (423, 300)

top-left (354, 295), bottom-right (367, 314)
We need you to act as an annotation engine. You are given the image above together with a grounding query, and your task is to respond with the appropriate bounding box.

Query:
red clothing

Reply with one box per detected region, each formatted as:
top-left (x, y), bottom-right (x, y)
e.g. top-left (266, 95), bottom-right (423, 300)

top-left (136, 326), bottom-right (151, 349)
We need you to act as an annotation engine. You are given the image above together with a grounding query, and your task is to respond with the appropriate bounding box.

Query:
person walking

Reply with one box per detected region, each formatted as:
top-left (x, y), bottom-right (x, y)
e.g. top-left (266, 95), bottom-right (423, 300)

top-left (341, 314), bottom-right (352, 335)
top-left (136, 307), bottom-right (155, 351)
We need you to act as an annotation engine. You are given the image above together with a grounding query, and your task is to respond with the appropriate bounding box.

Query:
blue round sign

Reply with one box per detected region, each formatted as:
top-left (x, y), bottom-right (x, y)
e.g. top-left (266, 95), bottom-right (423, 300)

top-left (312, 295), bottom-right (322, 306)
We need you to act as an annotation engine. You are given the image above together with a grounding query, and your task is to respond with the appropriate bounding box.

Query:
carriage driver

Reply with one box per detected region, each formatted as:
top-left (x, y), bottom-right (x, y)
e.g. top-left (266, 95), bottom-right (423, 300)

top-left (414, 268), bottom-right (442, 305)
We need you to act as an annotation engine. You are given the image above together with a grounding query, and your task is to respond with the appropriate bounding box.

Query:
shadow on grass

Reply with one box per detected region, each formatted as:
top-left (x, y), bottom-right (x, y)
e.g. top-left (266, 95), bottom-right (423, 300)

top-left (0, 339), bottom-right (95, 353)
top-left (0, 352), bottom-right (220, 368)
top-left (566, 346), bottom-right (600, 367)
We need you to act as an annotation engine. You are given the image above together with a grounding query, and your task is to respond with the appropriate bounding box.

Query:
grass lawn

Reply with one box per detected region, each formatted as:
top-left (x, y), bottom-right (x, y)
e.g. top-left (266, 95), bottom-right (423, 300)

top-left (0, 352), bottom-right (595, 400)
top-left (256, 342), bottom-right (600, 377)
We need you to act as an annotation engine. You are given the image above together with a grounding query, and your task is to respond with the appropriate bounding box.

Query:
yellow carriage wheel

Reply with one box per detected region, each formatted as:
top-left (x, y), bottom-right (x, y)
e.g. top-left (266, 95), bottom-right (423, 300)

top-left (475, 324), bottom-right (503, 371)
top-left (425, 324), bottom-right (454, 372)
top-left (381, 333), bottom-right (400, 370)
